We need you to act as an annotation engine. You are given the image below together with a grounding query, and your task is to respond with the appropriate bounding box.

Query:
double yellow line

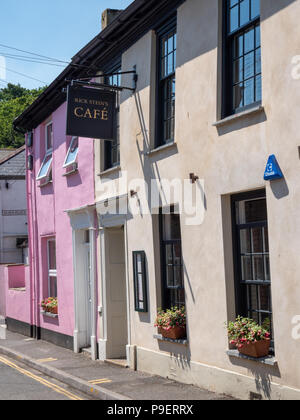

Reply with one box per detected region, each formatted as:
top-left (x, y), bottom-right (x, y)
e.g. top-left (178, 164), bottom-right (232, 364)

top-left (0, 356), bottom-right (84, 401)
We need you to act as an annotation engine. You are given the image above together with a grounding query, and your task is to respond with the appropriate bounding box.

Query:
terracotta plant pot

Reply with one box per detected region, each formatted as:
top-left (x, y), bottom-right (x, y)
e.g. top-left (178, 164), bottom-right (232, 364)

top-left (161, 326), bottom-right (186, 340)
top-left (238, 339), bottom-right (270, 358)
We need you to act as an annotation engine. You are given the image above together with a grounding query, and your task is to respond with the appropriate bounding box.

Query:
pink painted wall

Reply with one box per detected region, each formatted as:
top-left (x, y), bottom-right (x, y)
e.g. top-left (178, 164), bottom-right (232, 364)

top-left (7, 265), bottom-right (26, 289)
top-left (25, 101), bottom-right (95, 338)
top-left (5, 265), bottom-right (31, 325)
top-left (0, 265), bottom-right (7, 316)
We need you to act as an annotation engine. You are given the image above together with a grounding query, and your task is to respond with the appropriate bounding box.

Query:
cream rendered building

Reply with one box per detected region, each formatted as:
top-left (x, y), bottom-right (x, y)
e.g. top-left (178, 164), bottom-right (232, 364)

top-left (92, 0), bottom-right (300, 400)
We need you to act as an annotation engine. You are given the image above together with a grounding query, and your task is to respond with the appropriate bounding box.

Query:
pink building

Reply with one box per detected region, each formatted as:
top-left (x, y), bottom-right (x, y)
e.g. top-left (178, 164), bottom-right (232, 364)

top-left (8, 101), bottom-right (97, 353)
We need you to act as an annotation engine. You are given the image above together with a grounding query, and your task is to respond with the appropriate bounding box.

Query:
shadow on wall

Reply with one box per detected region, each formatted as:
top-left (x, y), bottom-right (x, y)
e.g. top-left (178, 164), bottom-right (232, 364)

top-left (228, 356), bottom-right (281, 400)
top-left (270, 178), bottom-right (289, 200)
top-left (216, 109), bottom-right (267, 137)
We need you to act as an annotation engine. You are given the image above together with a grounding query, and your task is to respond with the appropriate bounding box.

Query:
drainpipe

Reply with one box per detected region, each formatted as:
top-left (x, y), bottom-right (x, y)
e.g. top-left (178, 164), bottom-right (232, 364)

top-left (87, 208), bottom-right (98, 361)
top-left (124, 219), bottom-right (132, 367)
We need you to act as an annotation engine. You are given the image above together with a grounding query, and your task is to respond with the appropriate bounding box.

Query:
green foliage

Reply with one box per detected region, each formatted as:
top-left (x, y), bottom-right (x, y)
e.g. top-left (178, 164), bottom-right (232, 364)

top-left (155, 307), bottom-right (186, 330)
top-left (0, 83), bottom-right (46, 149)
top-left (226, 316), bottom-right (271, 350)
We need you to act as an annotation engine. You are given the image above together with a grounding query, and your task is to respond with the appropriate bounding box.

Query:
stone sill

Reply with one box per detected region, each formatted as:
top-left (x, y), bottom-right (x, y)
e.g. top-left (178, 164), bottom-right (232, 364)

top-left (9, 287), bottom-right (26, 292)
top-left (154, 334), bottom-right (188, 346)
top-left (98, 165), bottom-right (121, 177)
top-left (41, 311), bottom-right (58, 319)
top-left (62, 168), bottom-right (78, 177)
top-left (38, 180), bottom-right (53, 188)
top-left (227, 350), bottom-right (277, 366)
top-left (147, 142), bottom-right (177, 156)
top-left (213, 105), bottom-right (264, 128)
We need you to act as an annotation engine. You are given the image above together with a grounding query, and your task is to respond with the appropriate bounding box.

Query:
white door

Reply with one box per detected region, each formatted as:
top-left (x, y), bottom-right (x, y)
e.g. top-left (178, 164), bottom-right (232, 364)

top-left (105, 228), bottom-right (128, 359)
top-left (84, 242), bottom-right (92, 347)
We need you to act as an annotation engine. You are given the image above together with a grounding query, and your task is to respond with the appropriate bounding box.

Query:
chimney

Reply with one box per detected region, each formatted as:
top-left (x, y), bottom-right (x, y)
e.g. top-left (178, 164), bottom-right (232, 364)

top-left (101, 9), bottom-right (123, 30)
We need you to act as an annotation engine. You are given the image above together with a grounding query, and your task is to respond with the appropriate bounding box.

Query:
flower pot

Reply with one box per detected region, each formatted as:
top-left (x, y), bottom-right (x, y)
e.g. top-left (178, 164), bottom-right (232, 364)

top-left (161, 326), bottom-right (186, 340)
top-left (238, 339), bottom-right (270, 358)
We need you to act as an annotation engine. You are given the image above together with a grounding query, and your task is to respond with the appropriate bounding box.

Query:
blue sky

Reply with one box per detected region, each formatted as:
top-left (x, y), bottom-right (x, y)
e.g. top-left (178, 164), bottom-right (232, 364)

top-left (0, 0), bottom-right (132, 90)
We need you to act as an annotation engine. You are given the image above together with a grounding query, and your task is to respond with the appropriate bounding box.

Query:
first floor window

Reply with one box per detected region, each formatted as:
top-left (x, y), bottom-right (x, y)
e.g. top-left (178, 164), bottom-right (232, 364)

top-left (63, 136), bottom-right (79, 168)
top-left (160, 207), bottom-right (185, 309)
top-left (156, 18), bottom-right (177, 147)
top-left (36, 153), bottom-right (52, 181)
top-left (47, 239), bottom-right (57, 297)
top-left (104, 65), bottom-right (121, 170)
top-left (224, 0), bottom-right (261, 115)
top-left (232, 190), bottom-right (273, 347)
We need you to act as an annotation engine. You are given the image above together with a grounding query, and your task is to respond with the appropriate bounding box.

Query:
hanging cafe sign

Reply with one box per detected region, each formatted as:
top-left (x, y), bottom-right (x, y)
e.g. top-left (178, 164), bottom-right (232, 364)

top-left (66, 85), bottom-right (116, 140)
top-left (66, 69), bottom-right (137, 140)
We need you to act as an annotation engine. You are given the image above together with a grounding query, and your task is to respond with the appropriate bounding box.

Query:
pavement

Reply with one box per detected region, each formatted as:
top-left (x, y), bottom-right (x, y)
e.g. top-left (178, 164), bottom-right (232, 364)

top-left (0, 330), bottom-right (234, 401)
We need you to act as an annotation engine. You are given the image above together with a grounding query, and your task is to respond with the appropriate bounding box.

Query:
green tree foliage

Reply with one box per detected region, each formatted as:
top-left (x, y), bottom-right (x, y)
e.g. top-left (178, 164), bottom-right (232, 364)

top-left (0, 83), bottom-right (45, 149)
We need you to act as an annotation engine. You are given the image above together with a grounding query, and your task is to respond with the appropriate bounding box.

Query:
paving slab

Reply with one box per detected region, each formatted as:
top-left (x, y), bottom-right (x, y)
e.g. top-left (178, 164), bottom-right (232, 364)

top-left (0, 330), bottom-right (234, 400)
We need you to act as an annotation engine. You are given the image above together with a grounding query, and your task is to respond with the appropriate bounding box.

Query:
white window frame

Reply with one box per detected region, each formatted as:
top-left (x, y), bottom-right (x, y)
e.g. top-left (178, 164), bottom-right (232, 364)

top-left (47, 238), bottom-right (57, 297)
top-left (45, 122), bottom-right (53, 154)
top-left (36, 122), bottom-right (53, 181)
top-left (63, 136), bottom-right (79, 168)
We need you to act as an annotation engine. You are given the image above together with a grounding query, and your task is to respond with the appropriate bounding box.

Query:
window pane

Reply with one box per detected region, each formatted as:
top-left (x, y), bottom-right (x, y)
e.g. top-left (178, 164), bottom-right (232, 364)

top-left (259, 285), bottom-right (270, 311)
top-left (244, 77), bottom-right (254, 106)
top-left (255, 75), bottom-right (262, 102)
top-left (167, 266), bottom-right (174, 288)
top-left (253, 255), bottom-right (264, 280)
top-left (49, 276), bottom-right (57, 298)
top-left (46, 124), bottom-right (53, 151)
top-left (163, 213), bottom-right (181, 240)
top-left (240, 229), bottom-right (251, 254)
top-left (48, 241), bottom-right (56, 270)
top-left (251, 227), bottom-right (263, 253)
top-left (248, 285), bottom-right (258, 311)
top-left (251, 0), bottom-right (260, 19)
top-left (38, 154), bottom-right (52, 179)
top-left (241, 256), bottom-right (252, 281)
top-left (244, 52), bottom-right (255, 79)
top-left (236, 198), bottom-right (267, 224)
top-left (230, 5), bottom-right (239, 33)
top-left (233, 34), bottom-right (244, 59)
top-left (65, 137), bottom-right (78, 166)
top-left (255, 48), bottom-right (261, 74)
top-left (240, 0), bottom-right (250, 26)
top-left (174, 266), bottom-right (183, 288)
top-left (233, 83), bottom-right (244, 109)
top-left (244, 28), bottom-right (254, 53)
top-left (255, 25), bottom-right (261, 48)
top-left (165, 244), bottom-right (173, 265)
top-left (233, 58), bottom-right (244, 83)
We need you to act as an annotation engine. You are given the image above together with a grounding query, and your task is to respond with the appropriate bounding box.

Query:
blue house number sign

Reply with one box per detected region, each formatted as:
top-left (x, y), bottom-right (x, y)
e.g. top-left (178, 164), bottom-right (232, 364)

top-left (264, 155), bottom-right (284, 181)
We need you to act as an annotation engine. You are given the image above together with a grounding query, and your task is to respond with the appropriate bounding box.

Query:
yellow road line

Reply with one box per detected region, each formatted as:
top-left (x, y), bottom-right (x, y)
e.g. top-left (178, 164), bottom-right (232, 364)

top-left (89, 378), bottom-right (112, 385)
top-left (0, 356), bottom-right (83, 401)
top-left (36, 358), bottom-right (58, 363)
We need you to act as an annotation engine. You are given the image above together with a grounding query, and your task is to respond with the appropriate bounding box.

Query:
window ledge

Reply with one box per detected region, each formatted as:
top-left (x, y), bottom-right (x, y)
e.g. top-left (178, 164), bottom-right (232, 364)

top-left (41, 311), bottom-right (58, 319)
top-left (213, 105), bottom-right (265, 128)
top-left (62, 168), bottom-right (78, 177)
top-left (9, 287), bottom-right (26, 292)
top-left (147, 142), bottom-right (177, 156)
top-left (98, 165), bottom-right (121, 177)
top-left (227, 350), bottom-right (277, 366)
top-left (38, 179), bottom-right (53, 188)
top-left (154, 334), bottom-right (188, 346)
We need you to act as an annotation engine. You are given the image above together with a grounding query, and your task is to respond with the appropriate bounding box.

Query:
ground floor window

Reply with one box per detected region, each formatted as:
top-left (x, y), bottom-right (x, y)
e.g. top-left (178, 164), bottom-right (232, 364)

top-left (232, 190), bottom-right (273, 345)
top-left (159, 207), bottom-right (185, 309)
top-left (47, 238), bottom-right (57, 297)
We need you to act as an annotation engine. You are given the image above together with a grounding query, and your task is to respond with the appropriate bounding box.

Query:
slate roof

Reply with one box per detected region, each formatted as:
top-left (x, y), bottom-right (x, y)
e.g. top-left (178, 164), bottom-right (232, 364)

top-left (0, 146), bottom-right (26, 178)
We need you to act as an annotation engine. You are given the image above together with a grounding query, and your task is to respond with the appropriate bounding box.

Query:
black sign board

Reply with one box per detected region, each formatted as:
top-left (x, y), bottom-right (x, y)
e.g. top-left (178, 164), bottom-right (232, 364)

top-left (66, 85), bottom-right (116, 140)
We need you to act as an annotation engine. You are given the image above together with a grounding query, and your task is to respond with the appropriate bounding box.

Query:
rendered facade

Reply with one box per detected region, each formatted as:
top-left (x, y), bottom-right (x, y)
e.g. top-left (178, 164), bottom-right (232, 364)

top-left (3, 0), bottom-right (300, 400)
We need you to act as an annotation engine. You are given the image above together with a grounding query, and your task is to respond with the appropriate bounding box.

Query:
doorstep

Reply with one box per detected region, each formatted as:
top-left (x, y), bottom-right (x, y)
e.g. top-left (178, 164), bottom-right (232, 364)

top-left (105, 358), bottom-right (129, 368)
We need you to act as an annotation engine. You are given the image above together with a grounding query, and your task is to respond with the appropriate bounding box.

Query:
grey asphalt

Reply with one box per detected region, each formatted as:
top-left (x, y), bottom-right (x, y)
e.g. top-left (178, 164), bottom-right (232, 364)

top-left (0, 355), bottom-right (90, 400)
top-left (0, 330), bottom-right (234, 400)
